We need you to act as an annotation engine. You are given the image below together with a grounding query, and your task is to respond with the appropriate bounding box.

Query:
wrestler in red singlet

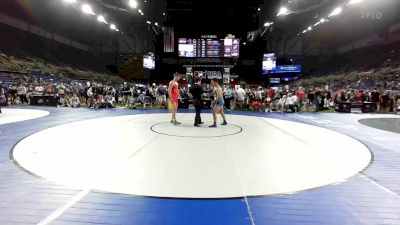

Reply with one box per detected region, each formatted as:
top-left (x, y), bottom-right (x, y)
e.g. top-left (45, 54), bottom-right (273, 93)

top-left (170, 81), bottom-right (179, 104)
top-left (169, 73), bottom-right (181, 125)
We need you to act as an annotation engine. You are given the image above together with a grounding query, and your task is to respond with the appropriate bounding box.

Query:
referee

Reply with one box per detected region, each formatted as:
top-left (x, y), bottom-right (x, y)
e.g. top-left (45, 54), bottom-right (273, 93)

top-left (190, 78), bottom-right (204, 127)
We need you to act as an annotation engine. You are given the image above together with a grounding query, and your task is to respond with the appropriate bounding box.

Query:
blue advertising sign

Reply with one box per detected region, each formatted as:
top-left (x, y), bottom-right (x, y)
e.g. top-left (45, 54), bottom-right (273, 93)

top-left (272, 65), bottom-right (302, 73)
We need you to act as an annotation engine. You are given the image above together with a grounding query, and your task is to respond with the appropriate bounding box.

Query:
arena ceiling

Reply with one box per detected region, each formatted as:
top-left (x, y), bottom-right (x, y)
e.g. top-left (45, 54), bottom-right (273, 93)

top-left (0, 0), bottom-right (165, 47)
top-left (163, 0), bottom-right (400, 52)
top-left (260, 0), bottom-right (400, 51)
top-left (1, 0), bottom-right (399, 55)
top-left (164, 0), bottom-right (268, 35)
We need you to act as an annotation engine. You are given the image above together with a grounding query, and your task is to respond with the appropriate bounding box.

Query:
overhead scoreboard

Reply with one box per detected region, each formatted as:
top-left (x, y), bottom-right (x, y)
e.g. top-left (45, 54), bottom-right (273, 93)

top-left (178, 37), bottom-right (240, 58)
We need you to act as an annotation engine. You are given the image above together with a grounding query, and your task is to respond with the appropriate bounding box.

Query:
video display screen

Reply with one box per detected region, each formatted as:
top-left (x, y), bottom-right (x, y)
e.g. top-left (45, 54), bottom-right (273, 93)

top-left (178, 38), bottom-right (240, 58)
top-left (262, 53), bottom-right (277, 74)
top-left (270, 78), bottom-right (281, 84)
top-left (143, 55), bottom-right (155, 70)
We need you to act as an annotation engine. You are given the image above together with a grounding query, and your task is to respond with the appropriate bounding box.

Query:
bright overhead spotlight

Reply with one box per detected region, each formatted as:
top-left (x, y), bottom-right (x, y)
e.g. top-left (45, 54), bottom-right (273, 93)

top-left (264, 22), bottom-right (274, 27)
top-left (313, 22), bottom-right (320, 26)
top-left (264, 22), bottom-right (270, 27)
top-left (97, 15), bottom-right (108, 24)
top-left (302, 30), bottom-right (307, 34)
top-left (329, 7), bottom-right (342, 17)
top-left (320, 18), bottom-right (326, 23)
top-left (138, 9), bottom-right (142, 13)
top-left (258, 8), bottom-right (261, 12)
top-left (163, 12), bottom-right (166, 16)
top-left (154, 22), bottom-right (159, 26)
top-left (146, 21), bottom-right (151, 24)
top-left (62, 0), bottom-right (78, 3)
top-left (81, 4), bottom-right (95, 15)
top-left (348, 0), bottom-right (364, 5)
top-left (110, 24), bottom-right (117, 30)
top-left (129, 0), bottom-right (138, 9)
top-left (277, 7), bottom-right (289, 16)
top-left (308, 26), bottom-right (312, 31)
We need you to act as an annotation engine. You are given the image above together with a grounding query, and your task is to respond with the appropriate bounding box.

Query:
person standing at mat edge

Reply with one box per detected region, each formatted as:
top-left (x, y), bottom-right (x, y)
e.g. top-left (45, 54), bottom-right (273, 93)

top-left (190, 78), bottom-right (204, 127)
top-left (210, 78), bottom-right (227, 128)
top-left (0, 81), bottom-right (5, 113)
top-left (168, 72), bottom-right (181, 125)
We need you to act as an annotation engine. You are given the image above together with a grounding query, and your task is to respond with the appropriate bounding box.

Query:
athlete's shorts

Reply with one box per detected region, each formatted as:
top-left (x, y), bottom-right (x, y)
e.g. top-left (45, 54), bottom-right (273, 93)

top-left (157, 95), bottom-right (166, 102)
top-left (216, 99), bottom-right (224, 108)
top-left (168, 99), bottom-right (178, 110)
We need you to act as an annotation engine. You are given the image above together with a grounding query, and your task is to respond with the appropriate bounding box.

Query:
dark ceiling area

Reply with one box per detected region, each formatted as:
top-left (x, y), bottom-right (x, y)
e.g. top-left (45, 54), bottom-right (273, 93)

top-left (161, 0), bottom-right (400, 53)
top-left (1, 0), bottom-right (399, 56)
top-left (164, 0), bottom-right (268, 36)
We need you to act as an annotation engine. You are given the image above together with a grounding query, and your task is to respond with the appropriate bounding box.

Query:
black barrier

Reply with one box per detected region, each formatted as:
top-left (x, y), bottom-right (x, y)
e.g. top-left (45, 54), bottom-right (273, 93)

top-left (202, 99), bottom-right (212, 109)
top-left (30, 96), bottom-right (58, 107)
top-left (362, 102), bottom-right (374, 113)
top-left (338, 102), bottom-right (351, 113)
top-left (178, 99), bottom-right (190, 109)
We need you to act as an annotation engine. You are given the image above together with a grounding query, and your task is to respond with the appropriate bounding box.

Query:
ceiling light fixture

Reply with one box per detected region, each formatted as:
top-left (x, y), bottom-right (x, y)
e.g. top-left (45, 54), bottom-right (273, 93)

top-left (277, 7), bottom-right (289, 16)
top-left (129, 0), bottom-right (138, 8)
top-left (97, 15), bottom-right (108, 24)
top-left (62, 0), bottom-right (78, 3)
top-left (329, 7), bottom-right (342, 17)
top-left (81, 4), bottom-right (95, 15)
top-left (348, 0), bottom-right (364, 5)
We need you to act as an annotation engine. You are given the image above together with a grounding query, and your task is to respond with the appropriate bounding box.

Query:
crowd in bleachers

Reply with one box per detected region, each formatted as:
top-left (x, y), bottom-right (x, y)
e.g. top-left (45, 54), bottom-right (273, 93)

top-left (231, 84), bottom-right (400, 114)
top-left (2, 47), bottom-right (400, 114)
top-left (2, 70), bottom-right (400, 114)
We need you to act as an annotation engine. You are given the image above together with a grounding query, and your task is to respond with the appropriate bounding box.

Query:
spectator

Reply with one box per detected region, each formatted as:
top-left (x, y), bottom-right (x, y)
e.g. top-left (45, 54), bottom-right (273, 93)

top-left (285, 93), bottom-right (297, 112)
top-left (295, 86), bottom-right (305, 111)
top-left (263, 96), bottom-right (272, 112)
top-left (235, 86), bottom-right (246, 109)
top-left (371, 88), bottom-right (381, 112)
top-left (306, 88), bottom-right (315, 111)
top-left (156, 84), bottom-right (167, 109)
top-left (34, 84), bottom-right (44, 96)
top-left (277, 95), bottom-right (287, 112)
top-left (380, 91), bottom-right (390, 113)
top-left (251, 97), bottom-right (262, 112)
top-left (134, 92), bottom-right (146, 109)
top-left (17, 83), bottom-right (28, 104)
top-left (69, 93), bottom-right (80, 108)
top-left (396, 94), bottom-right (400, 115)
top-left (0, 82), bottom-right (5, 113)
top-left (388, 87), bottom-right (396, 112)
top-left (223, 86), bottom-right (231, 110)
top-left (122, 82), bottom-right (132, 107)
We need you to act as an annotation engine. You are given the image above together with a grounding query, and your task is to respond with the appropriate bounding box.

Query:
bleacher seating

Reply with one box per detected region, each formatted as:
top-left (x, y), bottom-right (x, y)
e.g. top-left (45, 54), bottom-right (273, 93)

top-left (0, 73), bottom-right (20, 85)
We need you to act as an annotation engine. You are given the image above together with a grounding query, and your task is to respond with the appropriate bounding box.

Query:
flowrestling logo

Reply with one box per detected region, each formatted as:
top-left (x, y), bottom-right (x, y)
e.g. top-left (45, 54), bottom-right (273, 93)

top-left (361, 11), bottom-right (383, 20)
